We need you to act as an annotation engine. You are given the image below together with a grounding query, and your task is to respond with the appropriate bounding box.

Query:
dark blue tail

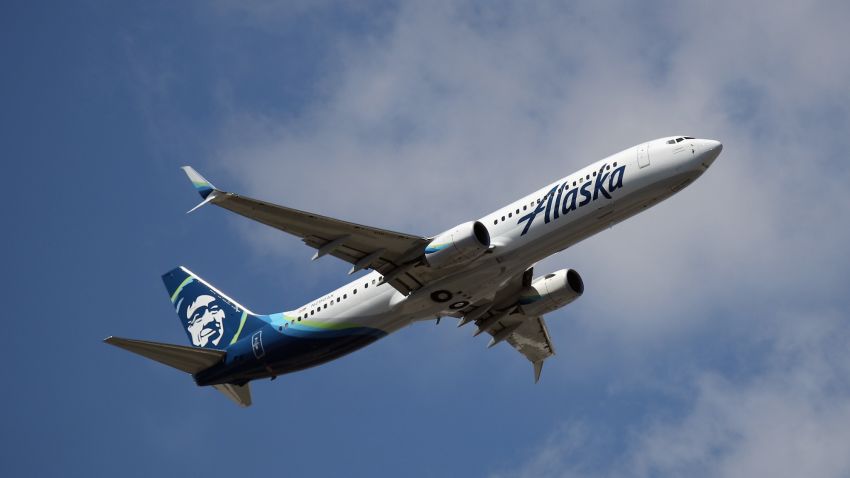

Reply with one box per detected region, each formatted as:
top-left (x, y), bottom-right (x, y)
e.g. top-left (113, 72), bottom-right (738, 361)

top-left (162, 267), bottom-right (265, 350)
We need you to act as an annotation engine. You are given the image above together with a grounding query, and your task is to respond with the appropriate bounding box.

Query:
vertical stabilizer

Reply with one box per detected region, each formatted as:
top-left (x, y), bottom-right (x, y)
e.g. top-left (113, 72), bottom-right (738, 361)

top-left (162, 267), bottom-right (266, 350)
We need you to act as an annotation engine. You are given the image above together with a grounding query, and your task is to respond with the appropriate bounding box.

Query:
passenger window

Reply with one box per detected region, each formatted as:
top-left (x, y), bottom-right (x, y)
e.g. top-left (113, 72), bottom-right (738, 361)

top-left (364, 283), bottom-right (368, 288)
top-left (343, 294), bottom-right (347, 299)
top-left (508, 213), bottom-right (512, 218)
top-left (501, 216), bottom-right (505, 221)
top-left (323, 304), bottom-right (327, 309)
top-left (353, 289), bottom-right (357, 294)
top-left (336, 298), bottom-right (340, 303)
top-left (613, 162), bottom-right (618, 167)
top-left (515, 209), bottom-right (519, 214)
top-left (493, 220), bottom-right (498, 225)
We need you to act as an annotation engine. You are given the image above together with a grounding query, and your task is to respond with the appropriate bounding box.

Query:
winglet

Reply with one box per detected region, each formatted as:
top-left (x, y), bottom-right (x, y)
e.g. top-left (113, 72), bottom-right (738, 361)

top-left (533, 360), bottom-right (544, 383)
top-left (181, 166), bottom-right (221, 213)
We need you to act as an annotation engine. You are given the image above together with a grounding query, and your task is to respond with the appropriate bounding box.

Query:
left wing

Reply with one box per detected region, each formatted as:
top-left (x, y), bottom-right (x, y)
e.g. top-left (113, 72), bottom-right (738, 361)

top-left (181, 167), bottom-right (436, 294)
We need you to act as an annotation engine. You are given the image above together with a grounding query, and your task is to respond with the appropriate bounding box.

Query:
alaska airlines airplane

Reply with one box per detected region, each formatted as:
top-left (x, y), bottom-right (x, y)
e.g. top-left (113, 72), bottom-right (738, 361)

top-left (106, 136), bottom-right (721, 406)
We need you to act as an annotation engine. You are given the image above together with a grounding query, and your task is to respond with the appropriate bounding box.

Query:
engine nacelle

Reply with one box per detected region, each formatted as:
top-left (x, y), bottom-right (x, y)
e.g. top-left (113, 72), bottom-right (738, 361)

top-left (424, 221), bottom-right (491, 269)
top-left (519, 269), bottom-right (584, 316)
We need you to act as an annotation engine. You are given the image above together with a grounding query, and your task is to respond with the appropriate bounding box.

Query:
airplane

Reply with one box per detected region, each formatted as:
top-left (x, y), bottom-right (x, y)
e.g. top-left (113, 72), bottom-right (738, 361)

top-left (105, 135), bottom-right (722, 407)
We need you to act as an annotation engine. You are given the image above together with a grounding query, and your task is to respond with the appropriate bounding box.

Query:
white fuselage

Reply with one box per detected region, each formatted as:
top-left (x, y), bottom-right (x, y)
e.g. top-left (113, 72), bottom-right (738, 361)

top-left (277, 137), bottom-right (721, 336)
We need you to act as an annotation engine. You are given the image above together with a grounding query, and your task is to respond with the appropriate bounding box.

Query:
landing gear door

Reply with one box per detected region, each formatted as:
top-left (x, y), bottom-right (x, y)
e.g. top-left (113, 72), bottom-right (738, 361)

top-left (637, 143), bottom-right (650, 168)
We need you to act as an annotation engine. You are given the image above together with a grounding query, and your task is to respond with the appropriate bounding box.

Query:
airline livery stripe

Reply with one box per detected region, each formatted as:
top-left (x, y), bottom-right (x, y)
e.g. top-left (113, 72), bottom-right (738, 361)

top-left (230, 311), bottom-right (248, 345)
top-left (170, 276), bottom-right (194, 303)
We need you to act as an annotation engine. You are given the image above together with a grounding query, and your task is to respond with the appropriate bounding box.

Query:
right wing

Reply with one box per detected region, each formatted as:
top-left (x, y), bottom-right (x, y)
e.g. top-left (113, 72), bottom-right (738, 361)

top-left (455, 267), bottom-right (557, 382)
top-left (502, 316), bottom-right (555, 383)
top-left (181, 167), bottom-right (437, 294)
top-left (478, 311), bottom-right (556, 383)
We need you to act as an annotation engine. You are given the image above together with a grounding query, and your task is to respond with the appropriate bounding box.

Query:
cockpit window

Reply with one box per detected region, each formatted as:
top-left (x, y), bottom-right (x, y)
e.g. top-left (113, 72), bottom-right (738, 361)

top-left (668, 136), bottom-right (694, 144)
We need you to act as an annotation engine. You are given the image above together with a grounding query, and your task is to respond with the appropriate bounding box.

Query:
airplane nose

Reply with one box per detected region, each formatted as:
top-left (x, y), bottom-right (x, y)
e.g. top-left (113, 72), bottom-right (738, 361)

top-left (700, 139), bottom-right (723, 166)
top-left (706, 139), bottom-right (723, 154)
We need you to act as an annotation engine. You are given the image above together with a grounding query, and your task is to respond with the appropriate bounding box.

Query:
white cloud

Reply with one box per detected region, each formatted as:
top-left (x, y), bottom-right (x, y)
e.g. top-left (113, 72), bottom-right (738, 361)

top-left (493, 309), bottom-right (850, 478)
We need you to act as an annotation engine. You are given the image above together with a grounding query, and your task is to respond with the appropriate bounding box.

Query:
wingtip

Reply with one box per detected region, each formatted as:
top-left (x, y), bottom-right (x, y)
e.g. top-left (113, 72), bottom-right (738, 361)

top-left (533, 360), bottom-right (544, 383)
top-left (181, 165), bottom-right (218, 199)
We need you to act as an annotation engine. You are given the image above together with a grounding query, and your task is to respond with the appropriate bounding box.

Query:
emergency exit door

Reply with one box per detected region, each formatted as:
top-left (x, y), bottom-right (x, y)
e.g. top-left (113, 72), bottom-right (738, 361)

top-left (637, 143), bottom-right (650, 168)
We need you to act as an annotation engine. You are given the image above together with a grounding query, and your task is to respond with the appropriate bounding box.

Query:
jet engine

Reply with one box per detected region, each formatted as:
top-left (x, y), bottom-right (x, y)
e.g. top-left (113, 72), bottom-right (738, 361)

top-left (424, 221), bottom-right (491, 269)
top-left (519, 269), bottom-right (584, 316)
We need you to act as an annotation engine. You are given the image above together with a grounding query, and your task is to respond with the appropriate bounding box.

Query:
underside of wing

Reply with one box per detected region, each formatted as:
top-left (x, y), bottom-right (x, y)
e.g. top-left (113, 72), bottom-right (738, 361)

top-left (181, 167), bottom-right (436, 293)
top-left (504, 317), bottom-right (555, 381)
top-left (485, 314), bottom-right (555, 383)
top-left (451, 267), bottom-right (557, 382)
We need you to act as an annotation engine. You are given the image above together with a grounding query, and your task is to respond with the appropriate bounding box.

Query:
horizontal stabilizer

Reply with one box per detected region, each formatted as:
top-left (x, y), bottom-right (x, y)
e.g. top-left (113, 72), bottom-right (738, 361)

top-left (104, 336), bottom-right (225, 374)
top-left (213, 383), bottom-right (252, 407)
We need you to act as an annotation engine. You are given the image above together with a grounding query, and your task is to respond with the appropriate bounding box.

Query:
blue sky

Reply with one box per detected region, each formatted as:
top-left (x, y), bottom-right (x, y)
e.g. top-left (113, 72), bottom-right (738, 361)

top-left (3, 1), bottom-right (850, 476)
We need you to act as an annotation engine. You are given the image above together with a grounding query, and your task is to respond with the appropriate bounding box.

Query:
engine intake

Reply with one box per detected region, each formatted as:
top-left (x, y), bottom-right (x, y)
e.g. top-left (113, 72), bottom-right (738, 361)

top-left (424, 221), bottom-right (491, 269)
top-left (519, 269), bottom-right (584, 316)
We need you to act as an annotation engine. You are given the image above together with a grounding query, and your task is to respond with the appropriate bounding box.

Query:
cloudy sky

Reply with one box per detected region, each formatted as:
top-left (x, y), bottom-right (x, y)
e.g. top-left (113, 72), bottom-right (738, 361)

top-left (4, 1), bottom-right (850, 476)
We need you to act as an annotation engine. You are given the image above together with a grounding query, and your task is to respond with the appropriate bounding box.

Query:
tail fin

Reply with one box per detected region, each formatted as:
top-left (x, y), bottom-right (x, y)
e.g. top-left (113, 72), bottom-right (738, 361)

top-left (162, 266), bottom-right (265, 350)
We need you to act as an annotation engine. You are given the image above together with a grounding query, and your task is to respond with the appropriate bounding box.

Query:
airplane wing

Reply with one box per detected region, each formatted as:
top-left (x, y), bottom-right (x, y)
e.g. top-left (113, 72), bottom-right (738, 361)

top-left (453, 267), bottom-right (556, 382)
top-left (181, 167), bottom-right (434, 294)
top-left (501, 316), bottom-right (555, 382)
top-left (475, 312), bottom-right (555, 383)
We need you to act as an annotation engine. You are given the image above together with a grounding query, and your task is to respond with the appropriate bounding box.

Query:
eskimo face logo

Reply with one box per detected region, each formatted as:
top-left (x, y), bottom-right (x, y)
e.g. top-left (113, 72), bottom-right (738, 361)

top-left (185, 294), bottom-right (225, 347)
